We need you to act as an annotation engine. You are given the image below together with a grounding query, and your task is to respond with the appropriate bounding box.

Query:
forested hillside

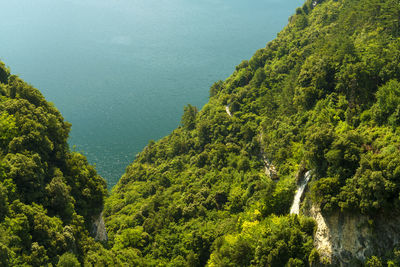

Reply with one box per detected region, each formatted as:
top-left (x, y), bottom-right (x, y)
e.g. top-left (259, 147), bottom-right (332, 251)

top-left (2, 0), bottom-right (400, 265)
top-left (0, 62), bottom-right (107, 265)
top-left (101, 0), bottom-right (400, 265)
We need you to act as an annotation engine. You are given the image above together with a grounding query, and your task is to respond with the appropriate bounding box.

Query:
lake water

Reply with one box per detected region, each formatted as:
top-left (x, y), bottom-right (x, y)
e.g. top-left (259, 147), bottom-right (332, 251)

top-left (0, 0), bottom-right (303, 188)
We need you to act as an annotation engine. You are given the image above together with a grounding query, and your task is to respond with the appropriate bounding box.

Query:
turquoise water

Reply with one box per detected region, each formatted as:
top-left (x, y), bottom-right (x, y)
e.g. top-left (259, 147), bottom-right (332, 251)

top-left (0, 0), bottom-right (303, 188)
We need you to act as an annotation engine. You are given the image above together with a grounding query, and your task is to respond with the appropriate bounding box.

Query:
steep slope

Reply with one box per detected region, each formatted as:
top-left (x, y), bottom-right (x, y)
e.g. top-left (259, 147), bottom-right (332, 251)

top-left (102, 0), bottom-right (400, 265)
top-left (0, 62), bottom-right (107, 265)
top-left (3, 0), bottom-right (400, 265)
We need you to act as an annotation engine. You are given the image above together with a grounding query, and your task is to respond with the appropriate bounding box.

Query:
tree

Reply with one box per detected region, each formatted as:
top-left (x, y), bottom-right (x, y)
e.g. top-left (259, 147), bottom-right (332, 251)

top-left (366, 256), bottom-right (383, 267)
top-left (45, 169), bottom-right (75, 220)
top-left (372, 80), bottom-right (400, 126)
top-left (209, 81), bottom-right (224, 97)
top-left (57, 252), bottom-right (81, 267)
top-left (181, 104), bottom-right (198, 130)
top-left (0, 62), bottom-right (9, 84)
top-left (0, 183), bottom-right (8, 221)
top-left (0, 112), bottom-right (17, 150)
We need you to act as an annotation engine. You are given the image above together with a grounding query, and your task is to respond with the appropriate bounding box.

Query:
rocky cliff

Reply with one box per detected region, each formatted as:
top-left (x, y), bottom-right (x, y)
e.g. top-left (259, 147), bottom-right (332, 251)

top-left (303, 200), bottom-right (400, 266)
top-left (92, 211), bottom-right (108, 242)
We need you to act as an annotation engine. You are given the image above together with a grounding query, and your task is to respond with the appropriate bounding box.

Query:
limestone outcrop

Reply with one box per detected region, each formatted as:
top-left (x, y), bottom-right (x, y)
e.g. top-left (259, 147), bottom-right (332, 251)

top-left (304, 203), bottom-right (400, 266)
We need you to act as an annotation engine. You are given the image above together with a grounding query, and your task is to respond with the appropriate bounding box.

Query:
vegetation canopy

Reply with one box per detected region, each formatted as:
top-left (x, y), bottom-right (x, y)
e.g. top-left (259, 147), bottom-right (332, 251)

top-left (2, 0), bottom-right (400, 265)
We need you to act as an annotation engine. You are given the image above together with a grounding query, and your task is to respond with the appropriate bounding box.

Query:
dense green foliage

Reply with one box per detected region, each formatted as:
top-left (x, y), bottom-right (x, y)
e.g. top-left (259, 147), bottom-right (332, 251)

top-left (100, 0), bottom-right (400, 265)
top-left (0, 63), bottom-right (107, 265)
top-left (3, 0), bottom-right (400, 265)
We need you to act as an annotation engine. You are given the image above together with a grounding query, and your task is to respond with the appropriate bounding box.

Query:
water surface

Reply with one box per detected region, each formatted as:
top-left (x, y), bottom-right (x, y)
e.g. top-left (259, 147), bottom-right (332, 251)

top-left (0, 0), bottom-right (303, 187)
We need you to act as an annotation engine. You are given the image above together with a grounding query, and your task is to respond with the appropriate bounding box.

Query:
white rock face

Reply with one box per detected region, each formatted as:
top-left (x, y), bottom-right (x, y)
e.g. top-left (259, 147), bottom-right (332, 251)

top-left (306, 204), bottom-right (400, 266)
top-left (92, 211), bottom-right (108, 242)
top-left (263, 156), bottom-right (278, 180)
